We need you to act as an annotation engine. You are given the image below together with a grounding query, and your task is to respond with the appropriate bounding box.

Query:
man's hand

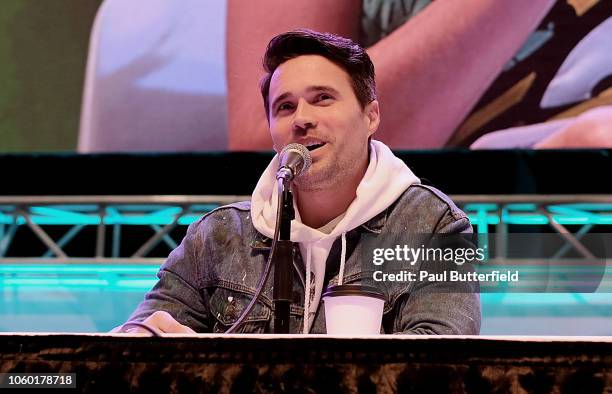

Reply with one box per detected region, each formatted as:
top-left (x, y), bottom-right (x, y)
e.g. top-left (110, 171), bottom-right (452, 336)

top-left (115, 311), bottom-right (196, 334)
top-left (535, 106), bottom-right (612, 148)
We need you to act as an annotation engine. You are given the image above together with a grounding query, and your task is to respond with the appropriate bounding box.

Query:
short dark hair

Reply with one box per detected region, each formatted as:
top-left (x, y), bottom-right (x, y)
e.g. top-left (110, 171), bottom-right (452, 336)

top-left (260, 29), bottom-right (377, 119)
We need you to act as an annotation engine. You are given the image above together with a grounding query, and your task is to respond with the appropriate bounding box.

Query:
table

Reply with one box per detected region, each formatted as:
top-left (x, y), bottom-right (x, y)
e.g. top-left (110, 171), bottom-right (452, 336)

top-left (1, 334), bottom-right (611, 393)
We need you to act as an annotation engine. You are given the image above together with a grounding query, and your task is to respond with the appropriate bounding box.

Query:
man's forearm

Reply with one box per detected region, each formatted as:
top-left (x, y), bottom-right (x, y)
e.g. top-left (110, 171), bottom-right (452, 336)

top-left (226, 0), bottom-right (554, 150)
top-left (126, 269), bottom-right (211, 332)
top-left (368, 0), bottom-right (555, 148)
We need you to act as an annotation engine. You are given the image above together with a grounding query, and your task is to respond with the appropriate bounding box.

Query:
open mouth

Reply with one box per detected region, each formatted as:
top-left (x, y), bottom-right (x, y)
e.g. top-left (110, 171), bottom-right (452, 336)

top-left (306, 142), bottom-right (326, 152)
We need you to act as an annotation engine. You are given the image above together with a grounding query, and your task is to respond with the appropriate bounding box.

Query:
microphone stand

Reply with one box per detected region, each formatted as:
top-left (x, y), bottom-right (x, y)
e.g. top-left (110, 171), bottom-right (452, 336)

top-left (273, 176), bottom-right (294, 333)
top-left (225, 145), bottom-right (308, 335)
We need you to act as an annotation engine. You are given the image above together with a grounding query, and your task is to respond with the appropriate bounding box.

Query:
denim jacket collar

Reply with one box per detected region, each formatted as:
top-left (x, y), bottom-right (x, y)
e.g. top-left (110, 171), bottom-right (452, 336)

top-left (249, 207), bottom-right (388, 250)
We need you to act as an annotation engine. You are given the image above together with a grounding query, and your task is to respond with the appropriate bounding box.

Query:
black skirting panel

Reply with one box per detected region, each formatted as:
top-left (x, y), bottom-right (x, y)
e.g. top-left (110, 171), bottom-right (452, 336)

top-left (1, 335), bottom-right (610, 393)
top-left (1, 149), bottom-right (610, 195)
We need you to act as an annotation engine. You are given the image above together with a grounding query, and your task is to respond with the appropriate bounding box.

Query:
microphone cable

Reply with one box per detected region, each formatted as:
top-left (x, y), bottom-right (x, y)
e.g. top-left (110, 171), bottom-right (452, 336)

top-left (224, 177), bottom-right (285, 333)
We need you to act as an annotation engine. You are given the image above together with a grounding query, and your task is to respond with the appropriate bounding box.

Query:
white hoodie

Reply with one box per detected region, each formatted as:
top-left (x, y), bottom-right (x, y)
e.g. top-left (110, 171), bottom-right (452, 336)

top-left (251, 140), bottom-right (420, 333)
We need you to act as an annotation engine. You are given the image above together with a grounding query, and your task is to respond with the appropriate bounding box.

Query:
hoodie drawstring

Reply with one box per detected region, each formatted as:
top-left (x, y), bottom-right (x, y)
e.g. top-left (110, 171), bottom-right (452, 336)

top-left (303, 245), bottom-right (312, 334)
top-left (338, 233), bottom-right (347, 285)
top-left (303, 233), bottom-right (348, 334)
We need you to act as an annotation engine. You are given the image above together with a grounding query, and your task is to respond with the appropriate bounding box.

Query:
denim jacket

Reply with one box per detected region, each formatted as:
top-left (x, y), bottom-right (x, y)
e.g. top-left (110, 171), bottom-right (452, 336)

top-left (128, 184), bottom-right (481, 334)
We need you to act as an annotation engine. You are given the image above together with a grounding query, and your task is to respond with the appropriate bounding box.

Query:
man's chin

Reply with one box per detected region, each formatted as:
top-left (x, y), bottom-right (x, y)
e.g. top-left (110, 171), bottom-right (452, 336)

top-left (294, 167), bottom-right (335, 192)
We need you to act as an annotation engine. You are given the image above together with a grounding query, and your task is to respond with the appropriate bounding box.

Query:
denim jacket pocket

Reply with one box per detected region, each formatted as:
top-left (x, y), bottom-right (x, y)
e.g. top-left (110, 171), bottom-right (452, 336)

top-left (208, 284), bottom-right (272, 333)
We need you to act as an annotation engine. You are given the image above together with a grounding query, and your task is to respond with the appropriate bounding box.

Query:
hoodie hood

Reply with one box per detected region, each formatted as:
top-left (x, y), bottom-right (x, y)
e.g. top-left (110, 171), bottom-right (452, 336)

top-left (251, 139), bottom-right (419, 333)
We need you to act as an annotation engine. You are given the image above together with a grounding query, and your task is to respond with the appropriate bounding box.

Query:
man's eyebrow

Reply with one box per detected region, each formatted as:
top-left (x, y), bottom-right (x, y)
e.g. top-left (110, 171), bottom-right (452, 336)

top-left (307, 85), bottom-right (340, 96)
top-left (270, 86), bottom-right (341, 111)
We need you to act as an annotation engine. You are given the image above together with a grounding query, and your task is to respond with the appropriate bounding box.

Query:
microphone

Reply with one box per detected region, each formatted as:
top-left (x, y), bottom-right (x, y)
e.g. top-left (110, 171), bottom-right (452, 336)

top-left (276, 143), bottom-right (312, 182)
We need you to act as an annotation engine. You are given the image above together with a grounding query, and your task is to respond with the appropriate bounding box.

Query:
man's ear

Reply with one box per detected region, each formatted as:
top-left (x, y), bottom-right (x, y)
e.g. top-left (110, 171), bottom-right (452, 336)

top-left (364, 100), bottom-right (380, 137)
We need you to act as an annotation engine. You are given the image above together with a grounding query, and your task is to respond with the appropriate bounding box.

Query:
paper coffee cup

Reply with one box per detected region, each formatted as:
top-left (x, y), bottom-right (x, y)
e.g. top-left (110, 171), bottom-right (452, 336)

top-left (322, 284), bottom-right (385, 335)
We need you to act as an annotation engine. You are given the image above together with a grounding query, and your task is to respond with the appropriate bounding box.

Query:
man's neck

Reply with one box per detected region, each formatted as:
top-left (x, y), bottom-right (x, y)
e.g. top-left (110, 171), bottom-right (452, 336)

top-left (294, 165), bottom-right (366, 229)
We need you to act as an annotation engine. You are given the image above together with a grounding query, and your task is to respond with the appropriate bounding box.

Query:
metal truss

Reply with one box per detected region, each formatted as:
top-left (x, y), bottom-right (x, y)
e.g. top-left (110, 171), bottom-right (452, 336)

top-left (0, 195), bottom-right (248, 263)
top-left (455, 195), bottom-right (612, 260)
top-left (0, 195), bottom-right (611, 264)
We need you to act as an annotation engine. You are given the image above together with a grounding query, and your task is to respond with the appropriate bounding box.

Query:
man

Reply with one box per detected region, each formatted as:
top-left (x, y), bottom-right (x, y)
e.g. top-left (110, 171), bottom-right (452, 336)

top-left (121, 29), bottom-right (480, 334)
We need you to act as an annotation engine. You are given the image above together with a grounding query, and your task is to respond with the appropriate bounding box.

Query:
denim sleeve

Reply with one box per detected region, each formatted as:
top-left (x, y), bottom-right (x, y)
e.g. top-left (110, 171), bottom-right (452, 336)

top-left (391, 211), bottom-right (482, 335)
top-left (125, 219), bottom-right (211, 332)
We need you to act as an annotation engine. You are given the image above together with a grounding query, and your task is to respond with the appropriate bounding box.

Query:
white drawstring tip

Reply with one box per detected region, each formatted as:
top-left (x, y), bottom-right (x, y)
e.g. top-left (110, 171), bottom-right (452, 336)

top-left (338, 233), bottom-right (347, 285)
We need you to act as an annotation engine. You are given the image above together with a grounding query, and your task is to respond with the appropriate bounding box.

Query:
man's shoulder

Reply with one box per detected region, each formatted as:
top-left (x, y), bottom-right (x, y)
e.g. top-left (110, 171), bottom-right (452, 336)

top-left (401, 184), bottom-right (466, 221)
top-left (388, 184), bottom-right (470, 232)
top-left (190, 200), bottom-right (252, 231)
top-left (212, 200), bottom-right (252, 213)
top-left (181, 200), bottom-right (260, 254)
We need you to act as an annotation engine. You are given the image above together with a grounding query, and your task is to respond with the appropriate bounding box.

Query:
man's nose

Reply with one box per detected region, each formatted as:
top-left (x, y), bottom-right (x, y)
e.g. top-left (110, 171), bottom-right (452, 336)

top-left (292, 99), bottom-right (317, 132)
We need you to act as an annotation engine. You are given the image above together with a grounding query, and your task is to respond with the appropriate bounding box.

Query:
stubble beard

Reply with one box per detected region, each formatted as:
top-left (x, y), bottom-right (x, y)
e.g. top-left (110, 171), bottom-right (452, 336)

top-left (293, 142), bottom-right (370, 193)
top-left (293, 156), bottom-right (342, 192)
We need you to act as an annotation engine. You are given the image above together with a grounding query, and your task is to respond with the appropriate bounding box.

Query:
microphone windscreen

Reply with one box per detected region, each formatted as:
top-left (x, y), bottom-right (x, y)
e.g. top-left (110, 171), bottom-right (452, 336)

top-left (279, 143), bottom-right (312, 177)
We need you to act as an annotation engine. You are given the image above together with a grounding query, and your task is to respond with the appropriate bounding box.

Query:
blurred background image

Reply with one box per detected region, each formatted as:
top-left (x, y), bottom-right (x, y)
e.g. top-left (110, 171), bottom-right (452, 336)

top-left (1, 0), bottom-right (611, 153)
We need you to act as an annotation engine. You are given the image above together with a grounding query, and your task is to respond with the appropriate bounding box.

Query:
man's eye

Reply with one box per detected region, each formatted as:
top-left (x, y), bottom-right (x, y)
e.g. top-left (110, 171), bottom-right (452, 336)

top-left (317, 94), bottom-right (333, 102)
top-left (277, 103), bottom-right (293, 112)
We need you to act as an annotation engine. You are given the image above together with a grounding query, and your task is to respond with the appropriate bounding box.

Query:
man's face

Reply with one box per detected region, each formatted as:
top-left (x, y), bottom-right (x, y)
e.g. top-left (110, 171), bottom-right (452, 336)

top-left (268, 55), bottom-right (380, 191)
